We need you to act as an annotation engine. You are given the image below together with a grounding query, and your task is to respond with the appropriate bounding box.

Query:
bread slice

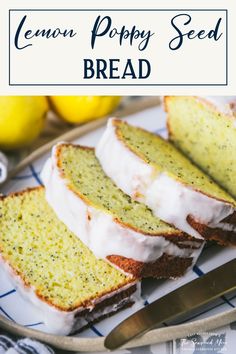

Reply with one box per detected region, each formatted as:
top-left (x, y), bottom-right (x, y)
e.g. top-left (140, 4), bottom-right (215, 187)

top-left (42, 143), bottom-right (203, 279)
top-left (96, 118), bottom-right (236, 246)
top-left (0, 187), bottom-right (138, 335)
top-left (165, 96), bottom-right (236, 198)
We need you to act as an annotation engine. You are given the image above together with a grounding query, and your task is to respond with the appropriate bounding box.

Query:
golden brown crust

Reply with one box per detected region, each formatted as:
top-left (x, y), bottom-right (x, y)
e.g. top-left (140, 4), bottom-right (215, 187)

top-left (164, 96), bottom-right (213, 112)
top-left (113, 217), bottom-right (189, 238)
top-left (194, 97), bottom-right (236, 119)
top-left (73, 300), bottom-right (135, 335)
top-left (0, 186), bottom-right (137, 312)
top-left (0, 247), bottom-right (137, 312)
top-left (1, 239), bottom-right (136, 311)
top-left (112, 118), bottom-right (236, 208)
top-left (35, 281), bottom-right (137, 312)
top-left (0, 186), bottom-right (43, 202)
top-left (63, 279), bottom-right (136, 311)
top-left (187, 215), bottom-right (236, 246)
top-left (163, 96), bottom-right (169, 113)
top-left (55, 143), bottom-right (189, 237)
top-left (56, 143), bottom-right (106, 210)
top-left (222, 211), bottom-right (236, 224)
top-left (107, 254), bottom-right (193, 279)
top-left (164, 96), bottom-right (172, 138)
top-left (55, 141), bottom-right (236, 248)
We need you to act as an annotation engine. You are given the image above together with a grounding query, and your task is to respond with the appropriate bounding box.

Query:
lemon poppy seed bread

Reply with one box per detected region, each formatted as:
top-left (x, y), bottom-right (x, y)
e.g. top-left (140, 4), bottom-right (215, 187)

top-left (0, 187), bottom-right (138, 335)
top-left (42, 143), bottom-right (203, 279)
top-left (96, 118), bottom-right (236, 246)
top-left (165, 96), bottom-right (236, 198)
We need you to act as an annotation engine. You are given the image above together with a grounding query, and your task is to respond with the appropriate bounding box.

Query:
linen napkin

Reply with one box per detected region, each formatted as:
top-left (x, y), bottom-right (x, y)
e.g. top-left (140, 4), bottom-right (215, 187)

top-left (0, 334), bottom-right (54, 354)
top-left (0, 152), bottom-right (8, 183)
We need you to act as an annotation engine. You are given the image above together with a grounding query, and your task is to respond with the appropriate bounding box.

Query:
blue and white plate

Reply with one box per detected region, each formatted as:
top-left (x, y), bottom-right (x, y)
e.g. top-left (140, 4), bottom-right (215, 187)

top-left (0, 105), bottom-right (236, 351)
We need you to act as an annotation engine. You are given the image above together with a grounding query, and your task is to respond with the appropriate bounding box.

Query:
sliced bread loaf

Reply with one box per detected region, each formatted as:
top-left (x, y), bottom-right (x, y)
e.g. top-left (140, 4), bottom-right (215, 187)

top-left (0, 187), bottom-right (138, 335)
top-left (96, 118), bottom-right (236, 245)
top-left (42, 143), bottom-right (203, 279)
top-left (165, 96), bottom-right (236, 198)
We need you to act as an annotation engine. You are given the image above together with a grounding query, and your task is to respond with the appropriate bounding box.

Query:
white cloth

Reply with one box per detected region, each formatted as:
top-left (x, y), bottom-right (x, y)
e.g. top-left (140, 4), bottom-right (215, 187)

top-left (0, 336), bottom-right (54, 354)
top-left (0, 152), bottom-right (8, 183)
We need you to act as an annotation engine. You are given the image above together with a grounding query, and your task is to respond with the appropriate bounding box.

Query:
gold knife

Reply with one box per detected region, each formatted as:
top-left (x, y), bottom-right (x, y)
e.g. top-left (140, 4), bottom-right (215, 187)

top-left (105, 259), bottom-right (236, 350)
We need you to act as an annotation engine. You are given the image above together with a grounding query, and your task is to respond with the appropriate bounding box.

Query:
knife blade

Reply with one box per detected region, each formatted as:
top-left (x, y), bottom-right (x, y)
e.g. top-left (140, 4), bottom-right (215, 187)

top-left (105, 259), bottom-right (236, 350)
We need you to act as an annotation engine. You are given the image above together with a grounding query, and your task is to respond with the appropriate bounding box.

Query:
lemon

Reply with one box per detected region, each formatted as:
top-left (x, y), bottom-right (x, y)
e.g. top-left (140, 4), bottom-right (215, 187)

top-left (0, 96), bottom-right (49, 150)
top-left (49, 96), bottom-right (121, 124)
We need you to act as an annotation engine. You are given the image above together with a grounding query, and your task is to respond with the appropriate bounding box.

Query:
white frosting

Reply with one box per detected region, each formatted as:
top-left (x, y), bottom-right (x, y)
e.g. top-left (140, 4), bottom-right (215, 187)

top-left (41, 145), bottom-right (201, 264)
top-left (0, 254), bottom-right (138, 335)
top-left (198, 96), bottom-right (236, 116)
top-left (96, 119), bottom-right (235, 239)
top-left (145, 174), bottom-right (234, 237)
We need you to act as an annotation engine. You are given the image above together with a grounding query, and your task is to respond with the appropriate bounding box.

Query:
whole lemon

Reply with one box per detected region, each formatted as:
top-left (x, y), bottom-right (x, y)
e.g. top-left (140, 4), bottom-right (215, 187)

top-left (0, 96), bottom-right (49, 150)
top-left (49, 96), bottom-right (121, 124)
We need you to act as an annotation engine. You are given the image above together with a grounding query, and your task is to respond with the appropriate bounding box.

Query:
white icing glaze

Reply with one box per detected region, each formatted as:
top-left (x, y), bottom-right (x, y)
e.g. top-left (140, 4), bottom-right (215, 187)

top-left (41, 144), bottom-right (202, 264)
top-left (96, 119), bottom-right (235, 239)
top-left (198, 96), bottom-right (236, 116)
top-left (0, 254), bottom-right (138, 335)
top-left (145, 174), bottom-right (234, 238)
